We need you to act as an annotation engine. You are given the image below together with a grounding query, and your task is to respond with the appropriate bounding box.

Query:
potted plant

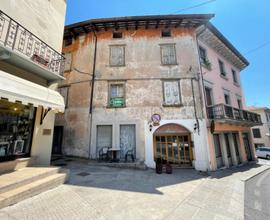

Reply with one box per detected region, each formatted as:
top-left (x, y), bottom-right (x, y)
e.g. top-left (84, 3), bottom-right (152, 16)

top-left (165, 162), bottom-right (172, 174)
top-left (155, 157), bottom-right (163, 174)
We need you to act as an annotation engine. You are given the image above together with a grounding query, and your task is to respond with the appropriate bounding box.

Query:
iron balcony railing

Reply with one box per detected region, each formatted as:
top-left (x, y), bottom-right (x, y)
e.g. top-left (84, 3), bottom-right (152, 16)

top-left (207, 104), bottom-right (262, 124)
top-left (0, 10), bottom-right (65, 76)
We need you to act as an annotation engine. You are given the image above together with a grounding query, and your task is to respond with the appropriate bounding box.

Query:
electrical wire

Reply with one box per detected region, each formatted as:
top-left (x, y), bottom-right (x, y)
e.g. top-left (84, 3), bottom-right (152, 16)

top-left (173, 0), bottom-right (217, 13)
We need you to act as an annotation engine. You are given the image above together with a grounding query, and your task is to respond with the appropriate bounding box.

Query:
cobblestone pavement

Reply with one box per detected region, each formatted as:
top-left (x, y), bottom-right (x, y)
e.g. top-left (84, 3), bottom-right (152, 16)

top-left (0, 158), bottom-right (268, 220)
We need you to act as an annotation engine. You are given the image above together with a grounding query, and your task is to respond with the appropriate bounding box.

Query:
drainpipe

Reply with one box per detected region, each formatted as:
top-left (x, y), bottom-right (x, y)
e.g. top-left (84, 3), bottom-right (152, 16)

top-left (195, 24), bottom-right (212, 171)
top-left (195, 25), bottom-right (208, 120)
top-left (88, 26), bottom-right (97, 159)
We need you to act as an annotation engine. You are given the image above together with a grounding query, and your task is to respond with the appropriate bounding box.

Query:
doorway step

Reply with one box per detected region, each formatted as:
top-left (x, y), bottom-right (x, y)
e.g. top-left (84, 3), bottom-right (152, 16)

top-left (0, 166), bottom-right (69, 209)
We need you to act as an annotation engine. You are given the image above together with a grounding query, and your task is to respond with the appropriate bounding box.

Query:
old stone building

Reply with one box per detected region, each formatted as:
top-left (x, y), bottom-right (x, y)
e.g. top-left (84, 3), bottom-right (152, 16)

top-left (55, 14), bottom-right (260, 171)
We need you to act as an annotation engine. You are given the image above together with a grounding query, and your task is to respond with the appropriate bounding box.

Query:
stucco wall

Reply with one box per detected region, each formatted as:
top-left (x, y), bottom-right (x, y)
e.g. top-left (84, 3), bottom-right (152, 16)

top-left (57, 28), bottom-right (205, 161)
top-left (31, 107), bottom-right (55, 166)
top-left (198, 40), bottom-right (246, 109)
top-left (251, 109), bottom-right (270, 147)
top-left (0, 0), bottom-right (66, 53)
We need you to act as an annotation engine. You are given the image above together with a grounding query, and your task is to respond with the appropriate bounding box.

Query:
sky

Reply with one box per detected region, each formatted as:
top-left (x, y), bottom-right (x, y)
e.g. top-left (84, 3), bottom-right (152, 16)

top-left (65, 0), bottom-right (270, 108)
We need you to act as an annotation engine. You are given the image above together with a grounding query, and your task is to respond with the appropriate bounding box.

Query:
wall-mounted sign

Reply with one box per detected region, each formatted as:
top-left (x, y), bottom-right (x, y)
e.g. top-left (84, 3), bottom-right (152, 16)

top-left (151, 114), bottom-right (161, 126)
top-left (43, 129), bottom-right (52, 135)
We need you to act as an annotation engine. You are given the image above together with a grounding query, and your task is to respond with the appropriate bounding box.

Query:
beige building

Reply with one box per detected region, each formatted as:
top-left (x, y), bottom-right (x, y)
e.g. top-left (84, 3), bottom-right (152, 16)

top-left (249, 107), bottom-right (270, 148)
top-left (0, 0), bottom-right (66, 166)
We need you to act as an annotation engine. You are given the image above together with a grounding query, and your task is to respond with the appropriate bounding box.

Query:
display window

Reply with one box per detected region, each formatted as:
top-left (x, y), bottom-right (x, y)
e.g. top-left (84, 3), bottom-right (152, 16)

top-left (0, 99), bottom-right (35, 161)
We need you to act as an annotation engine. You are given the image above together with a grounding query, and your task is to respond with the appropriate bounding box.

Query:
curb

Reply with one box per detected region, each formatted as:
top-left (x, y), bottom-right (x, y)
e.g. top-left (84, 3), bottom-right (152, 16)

top-left (241, 165), bottom-right (270, 182)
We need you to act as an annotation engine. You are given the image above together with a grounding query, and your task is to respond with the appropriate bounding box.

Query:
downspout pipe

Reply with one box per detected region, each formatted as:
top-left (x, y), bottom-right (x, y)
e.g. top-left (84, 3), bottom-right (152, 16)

top-left (88, 27), bottom-right (97, 159)
top-left (195, 23), bottom-right (212, 171)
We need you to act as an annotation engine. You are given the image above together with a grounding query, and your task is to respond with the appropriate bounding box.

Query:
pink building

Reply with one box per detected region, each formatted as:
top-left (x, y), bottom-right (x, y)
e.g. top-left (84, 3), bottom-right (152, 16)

top-left (197, 23), bottom-right (262, 170)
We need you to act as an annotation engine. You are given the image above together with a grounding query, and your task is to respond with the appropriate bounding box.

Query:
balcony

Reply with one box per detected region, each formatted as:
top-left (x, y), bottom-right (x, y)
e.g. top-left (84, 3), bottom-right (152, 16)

top-left (207, 104), bottom-right (262, 126)
top-left (0, 10), bottom-right (65, 81)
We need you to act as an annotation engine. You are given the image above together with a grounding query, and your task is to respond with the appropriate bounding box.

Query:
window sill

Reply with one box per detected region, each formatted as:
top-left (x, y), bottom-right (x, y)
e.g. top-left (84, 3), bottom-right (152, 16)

top-left (161, 63), bottom-right (178, 66)
top-left (162, 104), bottom-right (183, 107)
top-left (106, 105), bottom-right (126, 109)
top-left (201, 62), bottom-right (212, 70)
top-left (220, 74), bottom-right (228, 80)
top-left (109, 64), bottom-right (126, 67)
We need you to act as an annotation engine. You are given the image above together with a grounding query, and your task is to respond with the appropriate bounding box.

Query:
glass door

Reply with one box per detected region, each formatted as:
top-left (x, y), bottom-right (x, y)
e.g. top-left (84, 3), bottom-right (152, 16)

top-left (154, 135), bottom-right (192, 166)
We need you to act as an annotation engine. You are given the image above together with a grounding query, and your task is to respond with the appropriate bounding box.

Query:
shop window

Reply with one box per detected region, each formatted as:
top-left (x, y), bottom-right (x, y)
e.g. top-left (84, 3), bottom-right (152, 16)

top-left (0, 99), bottom-right (35, 160)
top-left (163, 81), bottom-right (181, 106)
top-left (252, 128), bottom-right (261, 138)
top-left (110, 45), bottom-right (125, 66)
top-left (108, 82), bottom-right (125, 108)
top-left (160, 44), bottom-right (177, 65)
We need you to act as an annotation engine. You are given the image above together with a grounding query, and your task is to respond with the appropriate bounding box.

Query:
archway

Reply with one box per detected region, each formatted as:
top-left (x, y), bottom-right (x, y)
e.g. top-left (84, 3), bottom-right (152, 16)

top-left (153, 123), bottom-right (193, 166)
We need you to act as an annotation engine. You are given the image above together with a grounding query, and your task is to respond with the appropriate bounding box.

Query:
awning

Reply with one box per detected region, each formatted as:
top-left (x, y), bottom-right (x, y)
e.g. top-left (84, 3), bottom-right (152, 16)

top-left (0, 70), bottom-right (65, 112)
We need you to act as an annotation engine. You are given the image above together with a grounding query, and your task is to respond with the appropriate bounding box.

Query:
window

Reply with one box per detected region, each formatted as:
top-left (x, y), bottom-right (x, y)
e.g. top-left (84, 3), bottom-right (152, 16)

top-left (161, 30), bottom-right (171, 37)
top-left (205, 87), bottom-right (213, 106)
top-left (218, 60), bottom-right (226, 76)
top-left (113, 32), bottom-right (123, 39)
top-left (224, 93), bottom-right (231, 105)
top-left (237, 98), bottom-right (243, 109)
top-left (199, 46), bottom-right (207, 64)
top-left (64, 53), bottom-right (72, 72)
top-left (252, 128), bottom-right (261, 138)
top-left (59, 87), bottom-right (69, 108)
top-left (64, 37), bottom-right (72, 47)
top-left (0, 99), bottom-right (35, 159)
top-left (160, 44), bottom-right (177, 65)
top-left (232, 69), bottom-right (238, 84)
top-left (109, 83), bottom-right (125, 107)
top-left (163, 81), bottom-right (181, 106)
top-left (110, 45), bottom-right (125, 66)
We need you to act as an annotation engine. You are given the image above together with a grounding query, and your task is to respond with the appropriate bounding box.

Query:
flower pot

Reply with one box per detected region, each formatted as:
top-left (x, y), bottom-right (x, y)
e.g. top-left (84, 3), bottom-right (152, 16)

top-left (165, 163), bottom-right (172, 174)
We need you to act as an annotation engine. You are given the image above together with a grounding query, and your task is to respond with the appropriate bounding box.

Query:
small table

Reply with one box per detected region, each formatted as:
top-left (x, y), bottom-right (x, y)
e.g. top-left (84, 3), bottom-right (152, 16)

top-left (108, 148), bottom-right (120, 162)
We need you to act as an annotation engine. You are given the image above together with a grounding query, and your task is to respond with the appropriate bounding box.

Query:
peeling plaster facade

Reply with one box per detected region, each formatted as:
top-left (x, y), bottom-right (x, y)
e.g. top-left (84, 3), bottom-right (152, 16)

top-left (56, 15), bottom-right (258, 171)
top-left (56, 25), bottom-right (212, 171)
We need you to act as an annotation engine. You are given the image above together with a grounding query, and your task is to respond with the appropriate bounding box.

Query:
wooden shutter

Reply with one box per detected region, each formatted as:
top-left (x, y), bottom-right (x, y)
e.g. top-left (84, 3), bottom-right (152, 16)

top-left (110, 46), bottom-right (125, 66)
top-left (163, 81), bottom-right (180, 105)
top-left (161, 45), bottom-right (176, 65)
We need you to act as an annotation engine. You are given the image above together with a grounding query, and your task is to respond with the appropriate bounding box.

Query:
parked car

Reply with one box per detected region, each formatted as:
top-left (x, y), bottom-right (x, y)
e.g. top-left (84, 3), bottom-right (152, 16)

top-left (256, 147), bottom-right (270, 160)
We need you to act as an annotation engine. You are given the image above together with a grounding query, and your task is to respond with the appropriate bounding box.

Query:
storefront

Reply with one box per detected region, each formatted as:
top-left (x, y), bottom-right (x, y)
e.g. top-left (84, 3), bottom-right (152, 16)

top-left (0, 70), bottom-right (65, 165)
top-left (0, 99), bottom-right (35, 161)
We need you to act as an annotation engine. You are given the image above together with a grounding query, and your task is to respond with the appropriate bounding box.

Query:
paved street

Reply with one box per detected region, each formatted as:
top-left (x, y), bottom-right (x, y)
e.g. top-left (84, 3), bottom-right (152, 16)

top-left (245, 159), bottom-right (270, 220)
top-left (0, 158), bottom-right (269, 220)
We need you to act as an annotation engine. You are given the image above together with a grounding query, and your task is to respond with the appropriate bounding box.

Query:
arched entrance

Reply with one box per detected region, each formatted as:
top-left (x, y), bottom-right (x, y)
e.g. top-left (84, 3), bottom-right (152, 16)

top-left (153, 123), bottom-right (193, 166)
